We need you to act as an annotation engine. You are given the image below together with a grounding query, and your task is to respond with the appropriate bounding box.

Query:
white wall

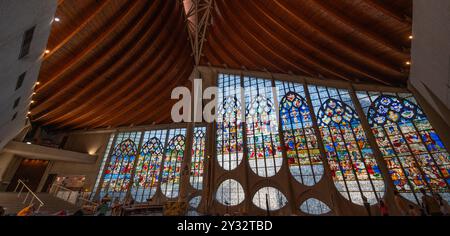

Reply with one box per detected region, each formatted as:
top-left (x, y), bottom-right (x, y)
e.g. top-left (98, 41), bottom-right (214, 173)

top-left (410, 0), bottom-right (450, 126)
top-left (0, 0), bottom-right (57, 149)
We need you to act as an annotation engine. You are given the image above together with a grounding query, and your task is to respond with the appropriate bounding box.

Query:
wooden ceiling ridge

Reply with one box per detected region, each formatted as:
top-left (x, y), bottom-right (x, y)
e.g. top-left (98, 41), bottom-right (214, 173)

top-left (44, 0), bottom-right (110, 59)
top-left (34, 0), bottom-right (160, 117)
top-left (272, 0), bottom-right (406, 77)
top-left (311, 0), bottom-right (408, 57)
top-left (95, 33), bottom-right (193, 127)
top-left (67, 15), bottom-right (192, 128)
top-left (216, 1), bottom-right (316, 77)
top-left (38, 0), bottom-right (174, 123)
top-left (361, 0), bottom-right (412, 25)
top-left (51, 2), bottom-right (190, 128)
top-left (236, 0), bottom-right (393, 85)
top-left (36, 0), bottom-right (143, 93)
top-left (248, 1), bottom-right (404, 83)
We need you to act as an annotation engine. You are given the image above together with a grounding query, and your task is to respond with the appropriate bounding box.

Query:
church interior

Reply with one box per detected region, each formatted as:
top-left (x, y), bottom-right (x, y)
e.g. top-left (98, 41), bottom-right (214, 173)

top-left (0, 0), bottom-right (449, 217)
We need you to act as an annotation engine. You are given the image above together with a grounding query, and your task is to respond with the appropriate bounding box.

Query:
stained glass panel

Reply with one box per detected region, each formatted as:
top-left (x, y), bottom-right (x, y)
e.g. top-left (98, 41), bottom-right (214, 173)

top-left (131, 130), bottom-right (166, 202)
top-left (190, 127), bottom-right (206, 190)
top-left (216, 179), bottom-right (245, 206)
top-left (276, 81), bottom-right (324, 186)
top-left (100, 132), bottom-right (141, 202)
top-left (357, 91), bottom-right (450, 204)
top-left (217, 74), bottom-right (244, 171)
top-left (161, 129), bottom-right (186, 199)
top-left (252, 187), bottom-right (288, 211)
top-left (244, 76), bottom-right (283, 177)
top-left (300, 198), bottom-right (331, 215)
top-left (309, 85), bottom-right (384, 205)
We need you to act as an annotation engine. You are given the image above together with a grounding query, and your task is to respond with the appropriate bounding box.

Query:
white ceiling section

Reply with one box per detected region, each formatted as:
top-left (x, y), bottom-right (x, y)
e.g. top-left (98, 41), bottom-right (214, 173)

top-left (410, 0), bottom-right (450, 126)
top-left (0, 0), bottom-right (57, 149)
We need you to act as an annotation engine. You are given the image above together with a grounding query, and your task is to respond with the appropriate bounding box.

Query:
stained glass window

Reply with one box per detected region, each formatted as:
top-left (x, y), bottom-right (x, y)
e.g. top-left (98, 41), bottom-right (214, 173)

top-left (100, 132), bottom-right (141, 202)
top-left (276, 81), bottom-right (324, 186)
top-left (131, 130), bottom-right (167, 203)
top-left (217, 74), bottom-right (244, 171)
top-left (252, 187), bottom-right (288, 211)
top-left (92, 133), bottom-right (115, 199)
top-left (187, 196), bottom-right (202, 216)
top-left (357, 91), bottom-right (450, 203)
top-left (190, 127), bottom-right (206, 190)
top-left (244, 76), bottom-right (283, 177)
top-left (216, 179), bottom-right (245, 206)
top-left (161, 129), bottom-right (186, 199)
top-left (300, 198), bottom-right (331, 215)
top-left (308, 85), bottom-right (384, 205)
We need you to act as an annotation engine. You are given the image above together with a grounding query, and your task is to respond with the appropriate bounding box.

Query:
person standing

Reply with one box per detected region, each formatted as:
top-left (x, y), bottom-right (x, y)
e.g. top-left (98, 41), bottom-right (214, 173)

top-left (420, 189), bottom-right (441, 216)
top-left (362, 195), bottom-right (371, 216)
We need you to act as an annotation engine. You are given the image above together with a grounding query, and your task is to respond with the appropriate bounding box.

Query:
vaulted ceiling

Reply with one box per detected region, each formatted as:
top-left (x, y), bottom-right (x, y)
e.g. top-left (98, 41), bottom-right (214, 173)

top-left (31, 0), bottom-right (413, 130)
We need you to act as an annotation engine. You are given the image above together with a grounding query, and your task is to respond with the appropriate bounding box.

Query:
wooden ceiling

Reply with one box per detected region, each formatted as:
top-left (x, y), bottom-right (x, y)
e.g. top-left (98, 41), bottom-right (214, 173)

top-left (31, 0), bottom-right (412, 130)
top-left (203, 0), bottom-right (412, 85)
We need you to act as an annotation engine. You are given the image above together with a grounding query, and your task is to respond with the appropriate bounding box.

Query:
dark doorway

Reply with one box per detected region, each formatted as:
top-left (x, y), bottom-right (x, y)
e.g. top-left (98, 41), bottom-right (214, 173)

top-left (7, 159), bottom-right (49, 192)
top-left (42, 174), bottom-right (58, 193)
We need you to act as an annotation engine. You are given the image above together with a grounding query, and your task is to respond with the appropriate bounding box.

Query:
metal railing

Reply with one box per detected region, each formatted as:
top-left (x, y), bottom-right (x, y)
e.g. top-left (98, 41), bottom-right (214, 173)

top-left (49, 184), bottom-right (99, 213)
top-left (14, 179), bottom-right (45, 213)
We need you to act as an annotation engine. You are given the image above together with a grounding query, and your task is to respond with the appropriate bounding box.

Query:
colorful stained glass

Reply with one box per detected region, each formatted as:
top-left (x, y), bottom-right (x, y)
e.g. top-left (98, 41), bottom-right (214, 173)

top-left (161, 129), bottom-right (186, 199)
top-left (190, 127), bottom-right (206, 190)
top-left (216, 179), bottom-right (245, 206)
top-left (276, 81), bottom-right (324, 186)
top-left (252, 187), bottom-right (287, 211)
top-left (300, 198), bottom-right (331, 215)
top-left (131, 130), bottom-right (166, 202)
top-left (217, 74), bottom-right (244, 171)
top-left (357, 92), bottom-right (450, 204)
top-left (309, 85), bottom-right (384, 205)
top-left (244, 76), bottom-right (283, 177)
top-left (100, 132), bottom-right (140, 202)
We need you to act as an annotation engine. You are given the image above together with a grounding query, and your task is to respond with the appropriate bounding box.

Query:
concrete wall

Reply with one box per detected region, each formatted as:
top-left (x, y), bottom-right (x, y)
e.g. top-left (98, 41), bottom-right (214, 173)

top-left (0, 0), bottom-right (57, 150)
top-left (410, 0), bottom-right (450, 126)
top-left (38, 132), bottom-right (111, 192)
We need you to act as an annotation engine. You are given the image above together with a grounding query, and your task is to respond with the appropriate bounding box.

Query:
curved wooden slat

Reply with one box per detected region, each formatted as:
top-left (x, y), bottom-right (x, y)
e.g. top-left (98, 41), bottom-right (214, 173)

top-left (36, 0), bottom-right (172, 122)
top-left (33, 0), bottom-right (159, 116)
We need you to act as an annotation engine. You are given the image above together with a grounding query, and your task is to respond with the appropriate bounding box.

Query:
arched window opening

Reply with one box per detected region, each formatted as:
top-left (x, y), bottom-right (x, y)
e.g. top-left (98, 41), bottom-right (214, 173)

top-left (190, 127), bottom-right (206, 190)
top-left (309, 85), bottom-right (385, 205)
top-left (216, 179), bottom-right (245, 207)
top-left (300, 198), bottom-right (331, 215)
top-left (244, 77), bottom-right (282, 177)
top-left (357, 92), bottom-right (450, 204)
top-left (187, 196), bottom-right (202, 216)
top-left (131, 130), bottom-right (166, 203)
top-left (161, 129), bottom-right (186, 199)
top-left (252, 187), bottom-right (287, 211)
top-left (277, 81), bottom-right (324, 186)
top-left (217, 74), bottom-right (244, 171)
top-left (100, 132), bottom-right (141, 202)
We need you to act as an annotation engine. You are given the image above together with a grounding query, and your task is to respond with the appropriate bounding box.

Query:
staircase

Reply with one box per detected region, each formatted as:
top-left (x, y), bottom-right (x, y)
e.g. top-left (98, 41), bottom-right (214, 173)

top-left (0, 192), bottom-right (79, 215)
